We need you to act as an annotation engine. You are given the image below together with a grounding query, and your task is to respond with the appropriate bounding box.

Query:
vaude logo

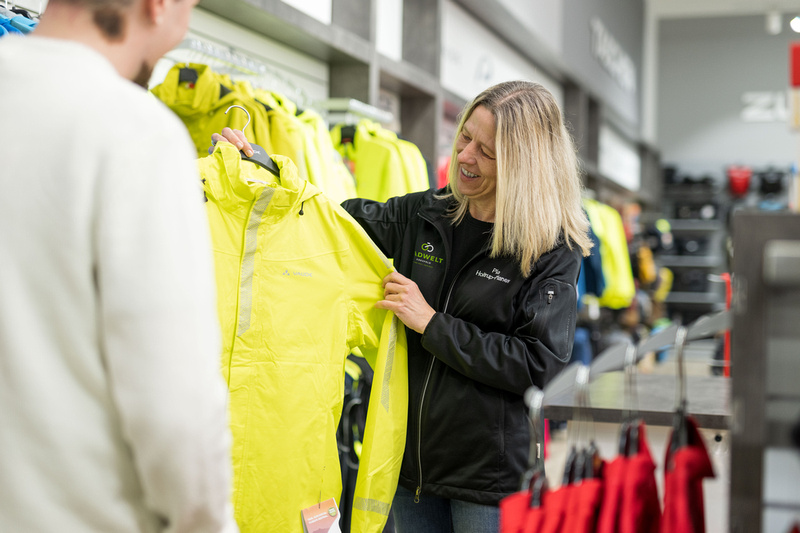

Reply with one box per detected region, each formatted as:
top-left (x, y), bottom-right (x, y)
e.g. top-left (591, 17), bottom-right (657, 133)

top-left (282, 269), bottom-right (313, 277)
top-left (414, 241), bottom-right (443, 267)
top-left (476, 267), bottom-right (510, 284)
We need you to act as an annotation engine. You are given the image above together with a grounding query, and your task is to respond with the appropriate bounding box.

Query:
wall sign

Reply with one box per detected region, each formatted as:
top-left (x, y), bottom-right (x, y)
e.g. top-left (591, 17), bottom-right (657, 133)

top-left (740, 91), bottom-right (790, 122)
top-left (590, 17), bottom-right (637, 95)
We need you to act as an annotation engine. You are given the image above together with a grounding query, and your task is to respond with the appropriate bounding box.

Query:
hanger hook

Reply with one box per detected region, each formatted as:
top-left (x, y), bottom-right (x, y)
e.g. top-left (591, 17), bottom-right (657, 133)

top-left (225, 105), bottom-right (251, 132)
top-left (524, 388), bottom-right (544, 468)
top-left (576, 364), bottom-right (592, 446)
top-left (673, 325), bottom-right (689, 410)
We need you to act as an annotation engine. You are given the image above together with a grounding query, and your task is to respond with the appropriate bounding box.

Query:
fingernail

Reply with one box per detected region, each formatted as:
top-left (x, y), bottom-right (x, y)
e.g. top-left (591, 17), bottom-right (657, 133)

top-left (245, 149), bottom-right (254, 157)
top-left (236, 142), bottom-right (244, 149)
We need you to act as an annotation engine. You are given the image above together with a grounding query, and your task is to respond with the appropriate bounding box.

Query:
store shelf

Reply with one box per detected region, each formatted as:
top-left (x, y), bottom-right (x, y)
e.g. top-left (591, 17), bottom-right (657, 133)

top-left (668, 219), bottom-right (724, 232)
top-left (662, 184), bottom-right (721, 201)
top-left (659, 255), bottom-right (723, 268)
top-left (197, 0), bottom-right (373, 64)
top-left (665, 292), bottom-right (725, 305)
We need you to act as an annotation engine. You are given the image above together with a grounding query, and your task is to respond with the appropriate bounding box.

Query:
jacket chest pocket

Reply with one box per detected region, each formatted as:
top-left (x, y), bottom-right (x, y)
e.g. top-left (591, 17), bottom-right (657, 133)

top-left (530, 280), bottom-right (576, 362)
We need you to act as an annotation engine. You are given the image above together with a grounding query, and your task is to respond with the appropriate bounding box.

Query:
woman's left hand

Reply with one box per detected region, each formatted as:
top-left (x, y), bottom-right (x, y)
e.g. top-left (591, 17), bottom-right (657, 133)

top-left (375, 271), bottom-right (436, 334)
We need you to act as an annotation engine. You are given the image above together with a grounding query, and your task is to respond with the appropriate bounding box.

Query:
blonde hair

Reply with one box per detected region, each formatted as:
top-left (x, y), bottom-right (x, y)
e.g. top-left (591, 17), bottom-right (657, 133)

top-left (444, 80), bottom-right (592, 277)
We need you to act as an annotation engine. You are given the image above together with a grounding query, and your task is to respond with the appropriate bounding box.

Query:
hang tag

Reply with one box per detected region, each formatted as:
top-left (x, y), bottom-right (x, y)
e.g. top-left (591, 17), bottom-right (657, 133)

top-left (301, 497), bottom-right (342, 533)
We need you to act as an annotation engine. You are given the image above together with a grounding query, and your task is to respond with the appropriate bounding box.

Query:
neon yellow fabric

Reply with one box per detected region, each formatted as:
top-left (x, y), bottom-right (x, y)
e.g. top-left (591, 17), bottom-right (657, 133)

top-left (253, 90), bottom-right (310, 183)
top-left (653, 267), bottom-right (673, 303)
top-left (582, 198), bottom-right (636, 309)
top-left (150, 63), bottom-right (271, 157)
top-left (396, 138), bottom-right (430, 192)
top-left (331, 121), bottom-right (409, 202)
top-left (364, 120), bottom-right (429, 193)
top-left (199, 143), bottom-right (407, 533)
top-left (298, 108), bottom-right (358, 203)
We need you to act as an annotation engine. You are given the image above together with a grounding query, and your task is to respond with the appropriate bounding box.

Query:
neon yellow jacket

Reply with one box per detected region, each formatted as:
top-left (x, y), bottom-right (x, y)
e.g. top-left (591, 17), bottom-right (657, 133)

top-left (365, 120), bottom-right (430, 193)
top-left (331, 121), bottom-right (409, 202)
top-left (298, 108), bottom-right (358, 203)
top-left (150, 63), bottom-right (272, 157)
top-left (582, 198), bottom-right (635, 309)
top-left (198, 143), bottom-right (407, 533)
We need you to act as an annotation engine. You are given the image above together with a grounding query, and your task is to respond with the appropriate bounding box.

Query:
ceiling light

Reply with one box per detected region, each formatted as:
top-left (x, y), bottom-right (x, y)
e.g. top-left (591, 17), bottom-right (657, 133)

top-left (791, 16), bottom-right (800, 33)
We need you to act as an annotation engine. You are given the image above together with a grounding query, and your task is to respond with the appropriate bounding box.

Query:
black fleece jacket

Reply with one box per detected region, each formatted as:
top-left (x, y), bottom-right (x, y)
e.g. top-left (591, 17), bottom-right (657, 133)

top-left (342, 188), bottom-right (581, 505)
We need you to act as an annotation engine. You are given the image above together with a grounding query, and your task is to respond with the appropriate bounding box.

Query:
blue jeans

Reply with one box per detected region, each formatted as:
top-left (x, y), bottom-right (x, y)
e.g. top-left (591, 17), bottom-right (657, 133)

top-left (391, 485), bottom-right (500, 533)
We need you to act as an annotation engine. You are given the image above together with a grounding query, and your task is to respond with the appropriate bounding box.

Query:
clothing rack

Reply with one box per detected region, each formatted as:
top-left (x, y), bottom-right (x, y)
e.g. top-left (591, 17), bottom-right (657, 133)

top-left (4, 0), bottom-right (43, 16)
top-left (165, 37), bottom-right (312, 108)
top-left (538, 308), bottom-right (731, 405)
top-left (315, 97), bottom-right (394, 126)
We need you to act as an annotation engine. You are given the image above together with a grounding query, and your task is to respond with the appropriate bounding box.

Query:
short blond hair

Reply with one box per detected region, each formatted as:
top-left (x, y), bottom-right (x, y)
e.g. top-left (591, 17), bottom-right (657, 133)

top-left (444, 81), bottom-right (592, 277)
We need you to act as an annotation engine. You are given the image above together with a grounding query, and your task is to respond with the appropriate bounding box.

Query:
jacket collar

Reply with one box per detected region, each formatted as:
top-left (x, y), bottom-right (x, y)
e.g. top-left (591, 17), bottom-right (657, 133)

top-left (417, 187), bottom-right (458, 227)
top-left (201, 142), bottom-right (320, 220)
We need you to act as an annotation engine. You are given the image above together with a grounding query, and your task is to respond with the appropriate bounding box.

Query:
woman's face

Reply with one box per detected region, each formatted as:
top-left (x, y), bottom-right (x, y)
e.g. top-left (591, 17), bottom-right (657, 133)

top-left (455, 105), bottom-right (497, 207)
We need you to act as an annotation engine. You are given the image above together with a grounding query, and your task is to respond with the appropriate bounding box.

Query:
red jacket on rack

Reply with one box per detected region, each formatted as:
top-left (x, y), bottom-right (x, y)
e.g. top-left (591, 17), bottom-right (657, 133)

top-left (661, 416), bottom-right (714, 533)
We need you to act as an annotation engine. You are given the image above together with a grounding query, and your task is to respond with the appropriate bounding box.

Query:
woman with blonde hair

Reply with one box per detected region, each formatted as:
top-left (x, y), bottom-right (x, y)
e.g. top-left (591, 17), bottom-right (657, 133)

top-left (217, 79), bottom-right (591, 532)
top-left (342, 80), bottom-right (592, 532)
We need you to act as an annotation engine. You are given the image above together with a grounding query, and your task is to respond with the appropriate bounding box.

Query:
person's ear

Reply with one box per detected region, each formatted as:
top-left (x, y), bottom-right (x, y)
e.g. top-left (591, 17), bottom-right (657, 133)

top-left (142, 0), bottom-right (168, 26)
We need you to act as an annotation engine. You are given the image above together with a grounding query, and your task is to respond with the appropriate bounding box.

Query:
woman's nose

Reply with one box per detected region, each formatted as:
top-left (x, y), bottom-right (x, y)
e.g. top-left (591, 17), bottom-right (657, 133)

top-left (458, 142), bottom-right (477, 163)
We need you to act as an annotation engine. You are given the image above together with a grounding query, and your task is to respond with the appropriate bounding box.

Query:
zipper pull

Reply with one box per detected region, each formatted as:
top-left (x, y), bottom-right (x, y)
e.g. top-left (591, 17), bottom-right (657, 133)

top-left (414, 486), bottom-right (421, 503)
top-left (547, 290), bottom-right (555, 304)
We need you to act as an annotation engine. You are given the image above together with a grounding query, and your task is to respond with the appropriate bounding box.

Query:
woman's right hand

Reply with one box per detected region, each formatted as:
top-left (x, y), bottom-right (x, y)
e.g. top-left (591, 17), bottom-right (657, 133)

top-left (210, 127), bottom-right (254, 157)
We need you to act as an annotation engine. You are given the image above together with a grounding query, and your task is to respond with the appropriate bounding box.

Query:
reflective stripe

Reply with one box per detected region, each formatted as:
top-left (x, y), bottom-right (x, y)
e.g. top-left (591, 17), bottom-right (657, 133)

top-left (353, 496), bottom-right (391, 517)
top-left (237, 186), bottom-right (275, 337)
top-left (380, 316), bottom-right (397, 412)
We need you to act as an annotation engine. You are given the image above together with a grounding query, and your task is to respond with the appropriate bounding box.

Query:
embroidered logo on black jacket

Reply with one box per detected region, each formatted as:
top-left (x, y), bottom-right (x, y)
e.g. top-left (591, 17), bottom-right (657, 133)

top-left (413, 242), bottom-right (444, 268)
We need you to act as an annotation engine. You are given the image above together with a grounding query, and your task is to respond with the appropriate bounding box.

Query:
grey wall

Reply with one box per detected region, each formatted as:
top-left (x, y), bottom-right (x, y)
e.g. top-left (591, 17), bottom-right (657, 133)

top-left (561, 0), bottom-right (644, 132)
top-left (496, 0), bottom-right (563, 57)
top-left (658, 15), bottom-right (798, 178)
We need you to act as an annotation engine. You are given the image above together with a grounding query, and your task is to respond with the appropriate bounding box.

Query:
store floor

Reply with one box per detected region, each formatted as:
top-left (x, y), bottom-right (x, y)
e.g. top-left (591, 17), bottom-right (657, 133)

top-left (543, 340), bottom-right (729, 533)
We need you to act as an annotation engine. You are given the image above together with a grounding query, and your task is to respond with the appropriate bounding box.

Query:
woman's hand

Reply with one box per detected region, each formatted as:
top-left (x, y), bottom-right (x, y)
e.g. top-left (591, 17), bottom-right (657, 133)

top-left (376, 271), bottom-right (436, 334)
top-left (210, 128), bottom-right (254, 157)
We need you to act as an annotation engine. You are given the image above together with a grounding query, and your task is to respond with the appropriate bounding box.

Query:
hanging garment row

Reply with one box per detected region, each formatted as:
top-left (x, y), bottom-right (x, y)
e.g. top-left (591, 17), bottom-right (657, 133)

top-left (500, 310), bottom-right (729, 533)
top-left (199, 139), bottom-right (407, 532)
top-left (151, 62), bottom-right (429, 205)
top-left (573, 197), bottom-right (672, 365)
top-left (0, 4), bottom-right (37, 37)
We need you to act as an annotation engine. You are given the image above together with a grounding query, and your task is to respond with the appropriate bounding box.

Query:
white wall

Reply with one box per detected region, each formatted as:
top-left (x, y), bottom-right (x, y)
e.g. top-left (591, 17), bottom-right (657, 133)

top-left (658, 15), bottom-right (798, 178)
top-left (440, 1), bottom-right (563, 108)
top-left (150, 8), bottom-right (330, 105)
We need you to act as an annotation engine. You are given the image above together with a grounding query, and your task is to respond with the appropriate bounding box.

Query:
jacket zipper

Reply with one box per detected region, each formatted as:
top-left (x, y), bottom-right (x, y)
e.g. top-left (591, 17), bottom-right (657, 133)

top-left (413, 213), bottom-right (488, 502)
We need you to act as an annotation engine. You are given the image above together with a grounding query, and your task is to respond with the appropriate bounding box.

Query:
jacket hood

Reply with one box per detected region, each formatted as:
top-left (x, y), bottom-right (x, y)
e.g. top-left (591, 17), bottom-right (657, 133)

top-left (150, 63), bottom-right (236, 118)
top-left (200, 142), bottom-right (320, 217)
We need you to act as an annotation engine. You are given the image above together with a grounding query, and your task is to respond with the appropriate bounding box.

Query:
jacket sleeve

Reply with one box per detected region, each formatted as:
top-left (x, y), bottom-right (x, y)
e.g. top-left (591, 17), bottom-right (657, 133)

top-left (339, 215), bottom-right (408, 533)
top-left (341, 191), bottom-right (427, 259)
top-left (96, 114), bottom-right (238, 533)
top-left (420, 244), bottom-right (582, 396)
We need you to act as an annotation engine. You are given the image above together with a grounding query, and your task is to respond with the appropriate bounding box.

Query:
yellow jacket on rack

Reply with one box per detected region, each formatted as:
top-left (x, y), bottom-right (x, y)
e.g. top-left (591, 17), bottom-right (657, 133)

top-left (582, 198), bottom-right (636, 309)
top-left (198, 143), bottom-right (408, 533)
top-left (331, 121), bottom-right (410, 202)
top-left (150, 63), bottom-right (272, 157)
